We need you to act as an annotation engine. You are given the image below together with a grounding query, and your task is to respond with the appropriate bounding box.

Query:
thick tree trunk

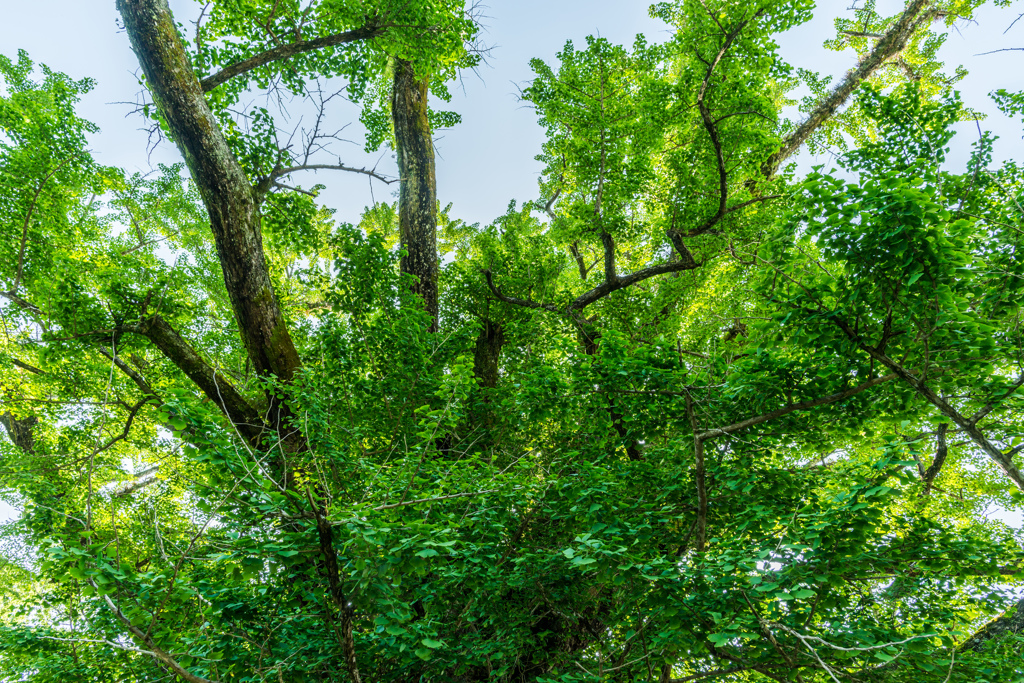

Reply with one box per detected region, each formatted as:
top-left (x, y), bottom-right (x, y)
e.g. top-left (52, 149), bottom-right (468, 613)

top-left (472, 320), bottom-right (504, 390)
top-left (391, 58), bottom-right (439, 330)
top-left (470, 320), bottom-right (504, 456)
top-left (117, 0), bottom-right (301, 389)
top-left (117, 8), bottom-right (358, 680)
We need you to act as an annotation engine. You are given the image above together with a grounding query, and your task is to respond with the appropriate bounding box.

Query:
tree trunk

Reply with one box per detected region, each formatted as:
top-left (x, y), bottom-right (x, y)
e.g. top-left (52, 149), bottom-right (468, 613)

top-left (391, 58), bottom-right (439, 331)
top-left (472, 320), bottom-right (504, 390)
top-left (117, 0), bottom-right (301, 394)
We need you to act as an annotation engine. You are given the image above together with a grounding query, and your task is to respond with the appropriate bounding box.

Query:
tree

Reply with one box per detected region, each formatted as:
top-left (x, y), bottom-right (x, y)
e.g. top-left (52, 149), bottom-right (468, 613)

top-left (1, 0), bottom-right (1023, 681)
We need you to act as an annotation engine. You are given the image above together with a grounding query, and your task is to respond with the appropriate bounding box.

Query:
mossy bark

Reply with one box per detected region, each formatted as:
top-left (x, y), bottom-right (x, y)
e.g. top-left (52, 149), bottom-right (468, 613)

top-left (391, 58), bottom-right (439, 331)
top-left (117, 0), bottom-right (301, 391)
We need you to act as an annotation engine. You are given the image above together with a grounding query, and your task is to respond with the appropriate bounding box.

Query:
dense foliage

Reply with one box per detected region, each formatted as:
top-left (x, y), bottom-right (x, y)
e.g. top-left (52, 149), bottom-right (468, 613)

top-left (2, 1), bottom-right (1023, 681)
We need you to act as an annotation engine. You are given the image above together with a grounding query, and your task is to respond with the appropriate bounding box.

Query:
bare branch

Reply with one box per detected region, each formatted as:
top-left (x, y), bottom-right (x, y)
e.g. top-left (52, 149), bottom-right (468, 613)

top-left (975, 48), bottom-right (1024, 55)
top-left (0, 290), bottom-right (43, 318)
top-left (260, 161), bottom-right (397, 193)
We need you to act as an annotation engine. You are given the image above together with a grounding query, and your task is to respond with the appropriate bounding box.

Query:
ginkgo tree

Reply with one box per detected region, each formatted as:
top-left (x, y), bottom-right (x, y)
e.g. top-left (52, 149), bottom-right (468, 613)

top-left (1, 0), bottom-right (1023, 682)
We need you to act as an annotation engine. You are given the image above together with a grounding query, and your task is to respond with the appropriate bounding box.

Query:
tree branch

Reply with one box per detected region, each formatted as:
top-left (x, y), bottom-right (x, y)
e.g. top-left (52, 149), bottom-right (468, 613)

top-left (126, 315), bottom-right (265, 444)
top-left (763, 0), bottom-right (935, 176)
top-left (258, 161), bottom-right (396, 195)
top-left (697, 373), bottom-right (897, 442)
top-left (481, 269), bottom-right (562, 314)
top-left (600, 232), bottom-right (617, 283)
top-left (833, 318), bottom-right (1024, 491)
top-left (96, 591), bottom-right (220, 683)
top-left (199, 24), bottom-right (384, 92)
top-left (569, 257), bottom-right (703, 311)
top-left (922, 422), bottom-right (948, 494)
top-left (970, 372), bottom-right (1024, 425)
top-left (118, 0), bottom-right (302, 393)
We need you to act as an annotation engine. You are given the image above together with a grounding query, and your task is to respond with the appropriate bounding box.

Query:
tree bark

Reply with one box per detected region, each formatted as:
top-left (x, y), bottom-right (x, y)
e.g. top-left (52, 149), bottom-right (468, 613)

top-left (128, 315), bottom-right (264, 444)
top-left (0, 413), bottom-right (37, 454)
top-left (960, 597), bottom-right (1024, 652)
top-left (117, 0), bottom-right (301, 391)
top-left (391, 58), bottom-right (439, 330)
top-left (762, 0), bottom-right (934, 176)
top-left (472, 320), bottom-right (504, 390)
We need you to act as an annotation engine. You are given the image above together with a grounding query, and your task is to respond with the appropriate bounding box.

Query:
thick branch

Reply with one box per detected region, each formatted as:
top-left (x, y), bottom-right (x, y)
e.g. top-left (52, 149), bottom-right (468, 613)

top-left (11, 358), bottom-right (44, 375)
top-left (569, 258), bottom-right (702, 311)
top-left (696, 25), bottom-right (739, 224)
top-left (600, 232), bottom-right (617, 283)
top-left (200, 25), bottom-right (383, 92)
top-left (763, 0), bottom-right (934, 176)
top-left (127, 315), bottom-right (264, 443)
top-left (0, 413), bottom-right (38, 454)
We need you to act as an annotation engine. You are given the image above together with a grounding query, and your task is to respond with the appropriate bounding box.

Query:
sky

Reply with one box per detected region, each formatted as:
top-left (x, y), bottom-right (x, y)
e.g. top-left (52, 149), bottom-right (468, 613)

top-left (1, 1), bottom-right (1023, 525)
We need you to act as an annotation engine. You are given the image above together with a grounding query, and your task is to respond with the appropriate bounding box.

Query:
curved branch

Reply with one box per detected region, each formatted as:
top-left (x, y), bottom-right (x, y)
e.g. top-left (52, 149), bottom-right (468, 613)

top-left (833, 318), bottom-right (1024, 492)
top-left (569, 257), bottom-right (702, 311)
top-left (481, 270), bottom-right (561, 314)
top-left (258, 162), bottom-right (396, 194)
top-left (199, 24), bottom-right (384, 92)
